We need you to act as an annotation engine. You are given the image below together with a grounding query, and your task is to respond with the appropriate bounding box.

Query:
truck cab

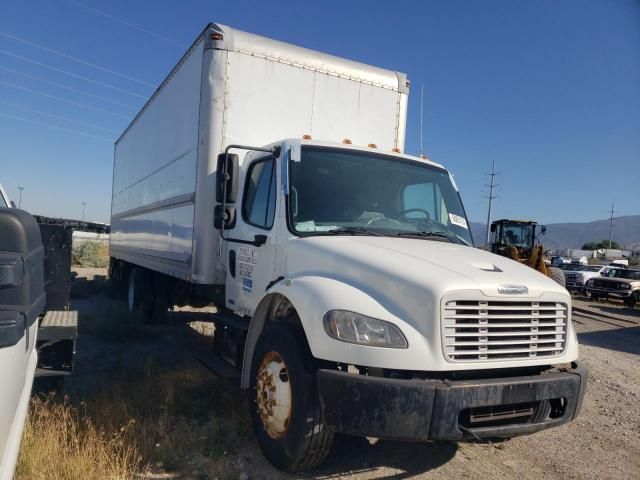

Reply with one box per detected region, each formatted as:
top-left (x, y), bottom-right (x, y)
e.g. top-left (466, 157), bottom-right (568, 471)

top-left (213, 138), bottom-right (586, 471)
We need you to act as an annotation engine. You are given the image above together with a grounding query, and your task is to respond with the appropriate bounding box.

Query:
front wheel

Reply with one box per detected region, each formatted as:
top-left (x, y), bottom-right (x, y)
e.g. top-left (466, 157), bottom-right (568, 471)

top-left (250, 321), bottom-right (334, 472)
top-left (625, 293), bottom-right (638, 308)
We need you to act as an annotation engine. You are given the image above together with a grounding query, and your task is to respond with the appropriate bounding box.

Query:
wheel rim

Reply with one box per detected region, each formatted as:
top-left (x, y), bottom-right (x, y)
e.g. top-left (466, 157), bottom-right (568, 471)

top-left (127, 275), bottom-right (135, 312)
top-left (256, 351), bottom-right (292, 439)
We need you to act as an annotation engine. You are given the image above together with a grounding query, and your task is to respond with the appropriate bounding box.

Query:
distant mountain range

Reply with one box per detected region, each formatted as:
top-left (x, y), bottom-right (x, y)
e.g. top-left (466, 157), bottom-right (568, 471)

top-left (470, 215), bottom-right (640, 250)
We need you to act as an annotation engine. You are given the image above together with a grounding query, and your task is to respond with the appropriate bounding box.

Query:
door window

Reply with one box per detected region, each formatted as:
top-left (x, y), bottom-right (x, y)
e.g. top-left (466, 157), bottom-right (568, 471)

top-left (243, 158), bottom-right (276, 229)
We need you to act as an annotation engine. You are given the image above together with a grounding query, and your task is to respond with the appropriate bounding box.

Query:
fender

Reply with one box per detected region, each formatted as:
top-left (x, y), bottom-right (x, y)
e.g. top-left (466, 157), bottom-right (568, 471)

top-left (240, 275), bottom-right (431, 388)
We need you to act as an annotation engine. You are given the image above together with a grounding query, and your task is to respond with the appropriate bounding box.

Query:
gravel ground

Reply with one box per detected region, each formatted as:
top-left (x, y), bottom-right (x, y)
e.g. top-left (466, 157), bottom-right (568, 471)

top-left (64, 269), bottom-right (640, 479)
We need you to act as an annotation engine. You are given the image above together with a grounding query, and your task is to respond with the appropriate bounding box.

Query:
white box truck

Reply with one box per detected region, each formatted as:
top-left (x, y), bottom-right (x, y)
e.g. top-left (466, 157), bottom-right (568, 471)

top-left (109, 23), bottom-right (586, 472)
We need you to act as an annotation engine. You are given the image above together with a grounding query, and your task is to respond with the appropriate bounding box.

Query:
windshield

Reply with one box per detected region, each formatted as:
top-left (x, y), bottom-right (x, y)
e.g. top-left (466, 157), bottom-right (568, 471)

top-left (607, 269), bottom-right (640, 280)
top-left (288, 147), bottom-right (473, 245)
top-left (583, 265), bottom-right (604, 272)
top-left (563, 264), bottom-right (600, 272)
top-left (496, 222), bottom-right (534, 248)
top-left (561, 264), bottom-right (584, 271)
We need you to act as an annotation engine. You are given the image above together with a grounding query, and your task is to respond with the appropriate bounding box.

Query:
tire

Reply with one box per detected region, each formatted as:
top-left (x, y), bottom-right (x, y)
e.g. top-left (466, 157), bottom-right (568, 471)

top-left (127, 268), bottom-right (153, 322)
top-left (625, 293), bottom-right (638, 309)
top-left (548, 267), bottom-right (565, 288)
top-left (249, 321), bottom-right (334, 472)
top-left (108, 258), bottom-right (127, 299)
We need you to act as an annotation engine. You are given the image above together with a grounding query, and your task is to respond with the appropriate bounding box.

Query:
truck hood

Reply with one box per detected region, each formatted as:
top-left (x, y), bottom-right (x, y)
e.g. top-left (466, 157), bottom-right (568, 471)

top-left (286, 236), bottom-right (568, 301)
top-left (285, 236), bottom-right (572, 356)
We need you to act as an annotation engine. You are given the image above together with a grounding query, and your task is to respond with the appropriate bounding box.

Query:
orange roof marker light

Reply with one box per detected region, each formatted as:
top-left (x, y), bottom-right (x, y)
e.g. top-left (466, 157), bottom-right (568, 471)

top-left (302, 134), bottom-right (312, 140)
top-left (367, 143), bottom-right (377, 148)
top-left (342, 138), bottom-right (352, 144)
top-left (392, 147), bottom-right (401, 153)
top-left (210, 32), bottom-right (223, 41)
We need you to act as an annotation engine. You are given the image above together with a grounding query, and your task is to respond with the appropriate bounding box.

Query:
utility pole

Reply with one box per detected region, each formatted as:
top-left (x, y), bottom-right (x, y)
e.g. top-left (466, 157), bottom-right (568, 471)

top-left (18, 186), bottom-right (24, 209)
top-left (483, 161), bottom-right (499, 244)
top-left (82, 202), bottom-right (87, 222)
top-left (608, 203), bottom-right (615, 249)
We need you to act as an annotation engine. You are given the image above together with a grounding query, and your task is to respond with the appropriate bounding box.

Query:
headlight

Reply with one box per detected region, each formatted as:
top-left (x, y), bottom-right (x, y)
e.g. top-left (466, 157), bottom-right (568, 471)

top-left (323, 310), bottom-right (408, 348)
top-left (621, 284), bottom-right (631, 290)
top-left (586, 279), bottom-right (595, 286)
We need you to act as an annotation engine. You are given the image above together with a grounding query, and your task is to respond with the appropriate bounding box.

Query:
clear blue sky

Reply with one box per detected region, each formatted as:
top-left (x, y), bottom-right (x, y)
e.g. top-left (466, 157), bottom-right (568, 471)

top-left (1, 0), bottom-right (638, 224)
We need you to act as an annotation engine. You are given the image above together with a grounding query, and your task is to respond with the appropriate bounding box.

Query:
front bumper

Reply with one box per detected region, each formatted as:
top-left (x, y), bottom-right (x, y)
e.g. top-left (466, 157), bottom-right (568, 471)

top-left (317, 362), bottom-right (587, 441)
top-left (585, 287), bottom-right (633, 298)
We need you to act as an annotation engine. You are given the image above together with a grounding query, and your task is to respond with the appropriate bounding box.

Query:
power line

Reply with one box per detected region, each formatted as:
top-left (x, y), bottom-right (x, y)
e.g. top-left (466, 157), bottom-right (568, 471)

top-left (0, 49), bottom-right (148, 99)
top-left (66, 0), bottom-right (187, 48)
top-left (0, 81), bottom-right (130, 118)
top-left (0, 65), bottom-right (138, 109)
top-left (0, 31), bottom-right (155, 87)
top-left (0, 100), bottom-right (120, 133)
top-left (483, 161), bottom-right (499, 245)
top-left (0, 111), bottom-right (113, 141)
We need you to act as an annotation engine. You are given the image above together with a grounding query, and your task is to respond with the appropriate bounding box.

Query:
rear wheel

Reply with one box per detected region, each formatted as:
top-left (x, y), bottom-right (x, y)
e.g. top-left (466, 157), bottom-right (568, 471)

top-left (250, 321), bottom-right (334, 472)
top-left (548, 267), bottom-right (565, 288)
top-left (127, 268), bottom-right (153, 322)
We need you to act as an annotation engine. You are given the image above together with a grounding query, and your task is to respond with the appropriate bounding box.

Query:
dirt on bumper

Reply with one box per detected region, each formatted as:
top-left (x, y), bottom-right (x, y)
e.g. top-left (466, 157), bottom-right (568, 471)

top-left (317, 362), bottom-right (587, 441)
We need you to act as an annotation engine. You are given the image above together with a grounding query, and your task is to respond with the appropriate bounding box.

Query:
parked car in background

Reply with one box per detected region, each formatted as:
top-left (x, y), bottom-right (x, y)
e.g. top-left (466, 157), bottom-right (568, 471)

top-left (562, 264), bottom-right (614, 294)
top-left (585, 268), bottom-right (640, 307)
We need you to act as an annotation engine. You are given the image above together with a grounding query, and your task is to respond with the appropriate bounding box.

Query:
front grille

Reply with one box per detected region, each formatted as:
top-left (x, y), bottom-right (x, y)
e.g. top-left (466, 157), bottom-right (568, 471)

top-left (592, 279), bottom-right (619, 290)
top-left (565, 273), bottom-right (582, 285)
top-left (442, 300), bottom-right (568, 362)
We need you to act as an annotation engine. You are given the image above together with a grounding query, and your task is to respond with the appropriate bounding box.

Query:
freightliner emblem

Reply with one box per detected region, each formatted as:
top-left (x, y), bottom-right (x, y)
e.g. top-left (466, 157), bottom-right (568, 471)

top-left (498, 285), bottom-right (528, 295)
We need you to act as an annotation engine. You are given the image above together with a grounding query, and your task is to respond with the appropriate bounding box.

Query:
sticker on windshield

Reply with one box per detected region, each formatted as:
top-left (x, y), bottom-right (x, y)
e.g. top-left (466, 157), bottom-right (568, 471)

top-left (449, 213), bottom-right (468, 230)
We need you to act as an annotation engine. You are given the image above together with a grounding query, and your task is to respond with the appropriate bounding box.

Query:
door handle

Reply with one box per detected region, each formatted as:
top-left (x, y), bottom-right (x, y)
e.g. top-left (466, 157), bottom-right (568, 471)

top-left (229, 250), bottom-right (236, 278)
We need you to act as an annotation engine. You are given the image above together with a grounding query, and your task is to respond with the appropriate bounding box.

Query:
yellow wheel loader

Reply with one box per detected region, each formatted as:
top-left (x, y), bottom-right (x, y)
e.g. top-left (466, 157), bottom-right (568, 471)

top-left (489, 219), bottom-right (565, 287)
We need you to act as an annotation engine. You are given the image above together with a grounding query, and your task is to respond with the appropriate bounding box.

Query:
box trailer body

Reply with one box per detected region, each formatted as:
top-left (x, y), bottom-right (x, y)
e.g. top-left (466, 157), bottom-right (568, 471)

top-left (109, 23), bottom-right (585, 473)
top-left (110, 24), bottom-right (408, 285)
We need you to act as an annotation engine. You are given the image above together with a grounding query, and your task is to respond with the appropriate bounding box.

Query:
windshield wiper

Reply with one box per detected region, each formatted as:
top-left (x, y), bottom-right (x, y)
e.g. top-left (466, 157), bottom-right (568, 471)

top-left (395, 231), bottom-right (456, 243)
top-left (325, 227), bottom-right (385, 237)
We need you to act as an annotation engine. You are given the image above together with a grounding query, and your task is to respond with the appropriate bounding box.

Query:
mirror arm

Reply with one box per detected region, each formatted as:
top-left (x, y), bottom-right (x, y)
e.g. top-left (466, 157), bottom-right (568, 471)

top-left (218, 144), bottom-right (280, 259)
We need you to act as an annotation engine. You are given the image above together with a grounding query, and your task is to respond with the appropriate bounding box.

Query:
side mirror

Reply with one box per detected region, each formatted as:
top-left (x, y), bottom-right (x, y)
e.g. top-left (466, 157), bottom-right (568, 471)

top-left (541, 225), bottom-right (547, 235)
top-left (214, 205), bottom-right (236, 229)
top-left (490, 223), bottom-right (496, 233)
top-left (216, 153), bottom-right (239, 203)
top-left (10, 201), bottom-right (17, 208)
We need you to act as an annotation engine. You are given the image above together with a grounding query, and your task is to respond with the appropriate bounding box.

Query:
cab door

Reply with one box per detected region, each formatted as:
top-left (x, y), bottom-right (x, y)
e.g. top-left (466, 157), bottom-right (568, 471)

top-left (225, 154), bottom-right (279, 317)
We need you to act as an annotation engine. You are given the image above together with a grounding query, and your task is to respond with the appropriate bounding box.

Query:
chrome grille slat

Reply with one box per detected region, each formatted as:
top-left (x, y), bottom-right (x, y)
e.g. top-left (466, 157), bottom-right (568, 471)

top-left (442, 322), bottom-right (563, 328)
top-left (446, 330), bottom-right (565, 337)
top-left (442, 298), bottom-right (568, 362)
top-left (444, 313), bottom-right (563, 319)
top-left (446, 338), bottom-right (564, 346)
top-left (444, 305), bottom-right (566, 311)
